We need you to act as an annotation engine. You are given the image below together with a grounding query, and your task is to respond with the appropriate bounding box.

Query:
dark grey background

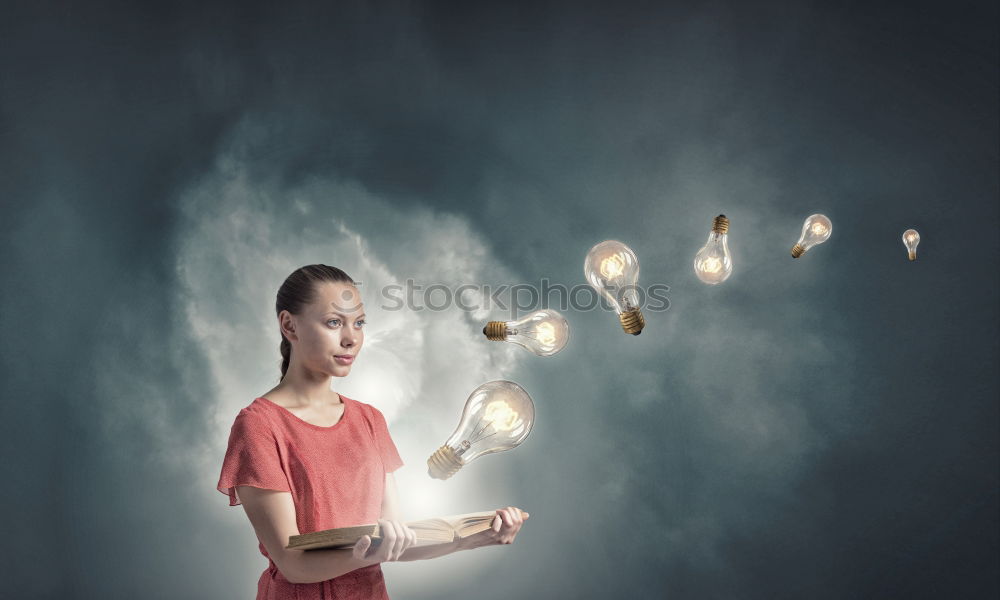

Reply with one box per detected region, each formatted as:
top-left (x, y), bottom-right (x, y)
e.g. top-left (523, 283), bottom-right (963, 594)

top-left (1, 1), bottom-right (997, 598)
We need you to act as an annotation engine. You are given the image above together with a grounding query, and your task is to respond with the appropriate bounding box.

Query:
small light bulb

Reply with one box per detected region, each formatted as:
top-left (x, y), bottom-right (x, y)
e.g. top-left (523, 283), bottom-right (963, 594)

top-left (791, 214), bottom-right (833, 258)
top-left (902, 229), bottom-right (920, 261)
top-left (482, 309), bottom-right (570, 356)
top-left (693, 214), bottom-right (733, 285)
top-left (427, 380), bottom-right (535, 480)
top-left (584, 240), bottom-right (645, 335)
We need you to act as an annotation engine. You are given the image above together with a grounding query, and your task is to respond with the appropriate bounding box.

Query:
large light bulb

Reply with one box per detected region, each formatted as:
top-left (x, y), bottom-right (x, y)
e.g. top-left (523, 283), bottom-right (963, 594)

top-left (482, 309), bottom-right (569, 356)
top-left (693, 214), bottom-right (733, 284)
top-left (427, 380), bottom-right (535, 480)
top-left (902, 229), bottom-right (920, 261)
top-left (790, 214), bottom-right (833, 258)
top-left (584, 240), bottom-right (645, 335)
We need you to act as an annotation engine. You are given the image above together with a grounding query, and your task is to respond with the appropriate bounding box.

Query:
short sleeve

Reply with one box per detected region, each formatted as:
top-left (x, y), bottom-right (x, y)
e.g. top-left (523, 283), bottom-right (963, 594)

top-left (369, 406), bottom-right (404, 473)
top-left (216, 410), bottom-right (291, 506)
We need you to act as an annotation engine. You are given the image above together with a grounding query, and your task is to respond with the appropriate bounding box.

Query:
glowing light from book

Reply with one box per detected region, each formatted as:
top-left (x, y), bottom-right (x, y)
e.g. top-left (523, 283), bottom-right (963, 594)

top-left (481, 309), bottom-right (569, 356)
top-left (427, 380), bottom-right (535, 480)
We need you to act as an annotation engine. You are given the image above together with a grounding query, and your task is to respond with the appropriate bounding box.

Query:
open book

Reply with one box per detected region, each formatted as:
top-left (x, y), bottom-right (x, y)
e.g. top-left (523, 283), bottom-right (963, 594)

top-left (286, 509), bottom-right (527, 551)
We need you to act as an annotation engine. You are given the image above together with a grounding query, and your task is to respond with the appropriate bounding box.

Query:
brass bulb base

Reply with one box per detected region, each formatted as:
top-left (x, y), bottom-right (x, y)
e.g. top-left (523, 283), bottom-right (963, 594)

top-left (790, 244), bottom-right (805, 258)
top-left (427, 445), bottom-right (463, 480)
top-left (908, 250), bottom-right (917, 261)
top-left (619, 308), bottom-right (645, 335)
top-left (483, 321), bottom-right (508, 341)
top-left (711, 214), bottom-right (730, 234)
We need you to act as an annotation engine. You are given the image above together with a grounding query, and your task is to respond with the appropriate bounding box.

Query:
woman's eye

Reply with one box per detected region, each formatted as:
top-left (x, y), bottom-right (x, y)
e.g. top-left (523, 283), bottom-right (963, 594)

top-left (327, 319), bottom-right (341, 327)
top-left (355, 320), bottom-right (366, 328)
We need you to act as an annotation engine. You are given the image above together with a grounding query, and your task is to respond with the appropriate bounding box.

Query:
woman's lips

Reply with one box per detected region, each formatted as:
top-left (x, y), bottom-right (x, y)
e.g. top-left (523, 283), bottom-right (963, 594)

top-left (334, 355), bottom-right (355, 364)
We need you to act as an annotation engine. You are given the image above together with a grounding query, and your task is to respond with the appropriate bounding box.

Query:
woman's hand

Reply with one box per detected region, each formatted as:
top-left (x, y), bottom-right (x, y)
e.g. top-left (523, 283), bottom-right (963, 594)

top-left (463, 506), bottom-right (530, 549)
top-left (491, 506), bottom-right (529, 545)
top-left (352, 519), bottom-right (418, 563)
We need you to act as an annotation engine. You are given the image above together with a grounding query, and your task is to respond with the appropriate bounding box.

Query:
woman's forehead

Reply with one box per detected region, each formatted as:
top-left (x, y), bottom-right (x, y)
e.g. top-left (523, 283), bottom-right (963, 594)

top-left (314, 282), bottom-right (364, 314)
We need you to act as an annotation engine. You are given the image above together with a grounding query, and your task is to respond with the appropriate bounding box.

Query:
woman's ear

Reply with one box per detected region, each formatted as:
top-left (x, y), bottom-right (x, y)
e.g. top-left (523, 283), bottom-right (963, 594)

top-left (279, 311), bottom-right (297, 340)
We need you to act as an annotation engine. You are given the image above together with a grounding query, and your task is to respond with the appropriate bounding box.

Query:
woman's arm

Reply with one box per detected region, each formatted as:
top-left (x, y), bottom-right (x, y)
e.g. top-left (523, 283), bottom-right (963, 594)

top-left (239, 485), bottom-right (417, 583)
top-left (237, 485), bottom-right (376, 584)
top-left (396, 506), bottom-right (529, 561)
top-left (379, 473), bottom-right (528, 562)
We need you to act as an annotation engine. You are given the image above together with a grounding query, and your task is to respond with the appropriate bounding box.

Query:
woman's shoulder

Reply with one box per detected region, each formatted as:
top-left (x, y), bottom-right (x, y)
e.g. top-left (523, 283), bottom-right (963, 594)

top-left (244, 396), bottom-right (271, 413)
top-left (341, 394), bottom-right (371, 415)
top-left (341, 395), bottom-right (388, 423)
top-left (230, 398), bottom-right (275, 427)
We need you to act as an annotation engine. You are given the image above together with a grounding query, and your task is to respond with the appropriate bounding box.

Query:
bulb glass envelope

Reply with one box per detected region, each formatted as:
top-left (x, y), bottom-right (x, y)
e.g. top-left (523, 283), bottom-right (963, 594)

top-left (444, 380), bottom-right (535, 464)
top-left (501, 309), bottom-right (569, 356)
top-left (797, 214), bottom-right (833, 251)
top-left (584, 240), bottom-right (641, 313)
top-left (694, 215), bottom-right (733, 284)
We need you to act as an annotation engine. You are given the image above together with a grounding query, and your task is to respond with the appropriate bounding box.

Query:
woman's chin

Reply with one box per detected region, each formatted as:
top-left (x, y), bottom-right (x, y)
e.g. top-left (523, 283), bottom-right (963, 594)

top-left (330, 365), bottom-right (353, 377)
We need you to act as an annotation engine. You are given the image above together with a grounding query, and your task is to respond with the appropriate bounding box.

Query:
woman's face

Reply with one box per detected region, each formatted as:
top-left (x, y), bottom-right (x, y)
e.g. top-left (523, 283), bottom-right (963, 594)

top-left (282, 281), bottom-right (365, 378)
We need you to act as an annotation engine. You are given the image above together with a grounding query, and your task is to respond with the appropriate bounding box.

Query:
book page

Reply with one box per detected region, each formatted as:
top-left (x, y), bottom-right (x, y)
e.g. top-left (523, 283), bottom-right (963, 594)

top-left (404, 518), bottom-right (455, 543)
top-left (440, 511), bottom-right (500, 538)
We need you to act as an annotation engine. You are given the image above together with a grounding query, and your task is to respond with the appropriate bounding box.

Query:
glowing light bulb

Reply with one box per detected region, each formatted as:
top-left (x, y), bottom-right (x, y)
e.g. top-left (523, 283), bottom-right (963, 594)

top-left (790, 214), bottom-right (833, 258)
top-left (427, 380), bottom-right (535, 480)
top-left (584, 240), bottom-right (645, 335)
top-left (902, 229), bottom-right (920, 261)
top-left (482, 309), bottom-right (570, 356)
top-left (693, 214), bottom-right (733, 284)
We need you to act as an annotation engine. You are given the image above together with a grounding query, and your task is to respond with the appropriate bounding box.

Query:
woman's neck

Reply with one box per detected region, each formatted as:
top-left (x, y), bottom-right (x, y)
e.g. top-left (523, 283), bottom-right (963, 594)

top-left (267, 373), bottom-right (342, 409)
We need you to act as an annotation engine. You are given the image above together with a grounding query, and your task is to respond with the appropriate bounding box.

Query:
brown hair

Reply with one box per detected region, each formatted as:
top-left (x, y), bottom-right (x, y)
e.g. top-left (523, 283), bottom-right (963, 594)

top-left (275, 264), bottom-right (355, 381)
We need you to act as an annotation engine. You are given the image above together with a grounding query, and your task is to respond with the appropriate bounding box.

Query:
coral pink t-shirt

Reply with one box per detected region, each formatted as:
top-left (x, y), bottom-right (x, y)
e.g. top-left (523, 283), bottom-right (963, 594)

top-left (217, 395), bottom-right (405, 600)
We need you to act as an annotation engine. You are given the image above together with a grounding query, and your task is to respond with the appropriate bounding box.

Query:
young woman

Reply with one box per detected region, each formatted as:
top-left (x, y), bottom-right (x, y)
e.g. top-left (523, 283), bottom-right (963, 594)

top-left (217, 264), bottom-right (528, 600)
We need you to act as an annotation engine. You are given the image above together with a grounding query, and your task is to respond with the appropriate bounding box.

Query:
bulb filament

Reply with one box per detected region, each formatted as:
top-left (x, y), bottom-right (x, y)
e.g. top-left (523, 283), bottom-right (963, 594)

top-left (600, 254), bottom-right (625, 279)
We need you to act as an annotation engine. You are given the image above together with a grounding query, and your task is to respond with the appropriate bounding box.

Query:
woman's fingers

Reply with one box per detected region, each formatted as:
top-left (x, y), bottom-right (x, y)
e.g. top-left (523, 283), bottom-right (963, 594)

top-left (492, 508), bottom-right (509, 544)
top-left (383, 520), bottom-right (396, 560)
top-left (353, 535), bottom-right (372, 560)
top-left (485, 507), bottom-right (529, 545)
top-left (504, 508), bottom-right (517, 542)
top-left (405, 524), bottom-right (418, 549)
top-left (376, 520), bottom-right (415, 561)
top-left (510, 506), bottom-right (523, 527)
top-left (363, 520), bottom-right (423, 562)
top-left (392, 521), bottom-right (415, 560)
top-left (378, 519), bottom-right (397, 561)
top-left (501, 506), bottom-right (526, 543)
top-left (392, 520), bottom-right (407, 560)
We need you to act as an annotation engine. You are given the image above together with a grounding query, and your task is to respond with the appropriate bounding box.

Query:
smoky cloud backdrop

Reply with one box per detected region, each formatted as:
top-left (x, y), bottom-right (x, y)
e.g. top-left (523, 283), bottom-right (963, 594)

top-left (0, 1), bottom-right (996, 599)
